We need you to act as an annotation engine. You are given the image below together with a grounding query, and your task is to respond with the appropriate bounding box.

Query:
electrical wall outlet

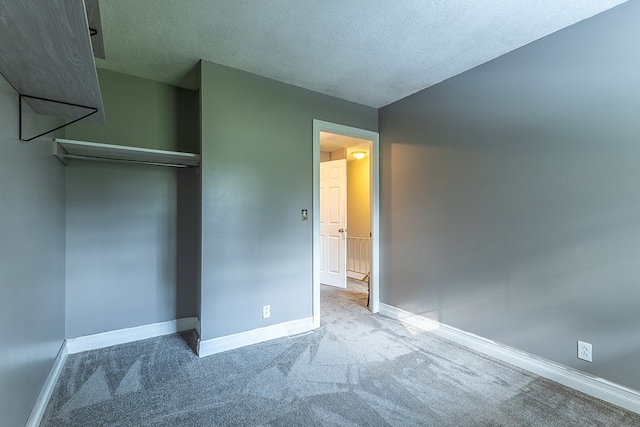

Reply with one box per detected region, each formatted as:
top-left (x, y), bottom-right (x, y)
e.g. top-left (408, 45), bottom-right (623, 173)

top-left (577, 341), bottom-right (592, 362)
top-left (263, 305), bottom-right (271, 319)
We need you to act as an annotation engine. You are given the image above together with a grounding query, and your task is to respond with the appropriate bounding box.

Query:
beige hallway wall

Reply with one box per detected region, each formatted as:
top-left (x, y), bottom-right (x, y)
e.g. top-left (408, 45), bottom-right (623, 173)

top-left (347, 157), bottom-right (370, 238)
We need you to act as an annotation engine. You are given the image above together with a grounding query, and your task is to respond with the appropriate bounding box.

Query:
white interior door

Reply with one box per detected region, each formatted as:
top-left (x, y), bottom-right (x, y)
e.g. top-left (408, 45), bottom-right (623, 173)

top-left (319, 159), bottom-right (347, 288)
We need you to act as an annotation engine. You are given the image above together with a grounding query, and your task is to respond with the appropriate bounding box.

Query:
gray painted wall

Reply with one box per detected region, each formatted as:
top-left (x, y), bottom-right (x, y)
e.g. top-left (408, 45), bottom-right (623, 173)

top-left (65, 70), bottom-right (199, 337)
top-left (379, 1), bottom-right (640, 390)
top-left (200, 60), bottom-right (377, 340)
top-left (0, 76), bottom-right (66, 425)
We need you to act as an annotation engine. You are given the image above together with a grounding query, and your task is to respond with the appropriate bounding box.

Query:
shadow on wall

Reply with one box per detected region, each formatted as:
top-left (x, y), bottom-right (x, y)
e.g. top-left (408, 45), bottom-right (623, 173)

top-left (176, 87), bottom-right (201, 320)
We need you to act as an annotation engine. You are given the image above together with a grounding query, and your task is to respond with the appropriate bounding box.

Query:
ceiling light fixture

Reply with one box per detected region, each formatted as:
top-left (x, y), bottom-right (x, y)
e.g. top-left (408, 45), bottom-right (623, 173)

top-left (352, 151), bottom-right (367, 160)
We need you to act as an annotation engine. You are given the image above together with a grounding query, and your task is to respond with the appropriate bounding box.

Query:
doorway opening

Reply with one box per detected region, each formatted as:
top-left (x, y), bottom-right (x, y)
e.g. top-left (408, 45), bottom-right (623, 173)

top-left (312, 120), bottom-right (380, 329)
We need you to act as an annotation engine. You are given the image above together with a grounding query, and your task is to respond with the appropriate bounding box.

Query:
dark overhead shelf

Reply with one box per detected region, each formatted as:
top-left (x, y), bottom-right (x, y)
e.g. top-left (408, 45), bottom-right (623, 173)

top-left (54, 139), bottom-right (202, 168)
top-left (0, 0), bottom-right (105, 133)
top-left (85, 0), bottom-right (106, 60)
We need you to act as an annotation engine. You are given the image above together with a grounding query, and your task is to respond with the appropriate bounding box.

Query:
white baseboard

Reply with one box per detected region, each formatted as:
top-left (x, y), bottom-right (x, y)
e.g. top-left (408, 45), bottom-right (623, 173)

top-left (347, 271), bottom-right (367, 281)
top-left (378, 303), bottom-right (640, 414)
top-left (26, 317), bottom-right (200, 426)
top-left (25, 341), bottom-right (69, 427)
top-left (198, 317), bottom-right (314, 358)
top-left (66, 316), bottom-right (200, 354)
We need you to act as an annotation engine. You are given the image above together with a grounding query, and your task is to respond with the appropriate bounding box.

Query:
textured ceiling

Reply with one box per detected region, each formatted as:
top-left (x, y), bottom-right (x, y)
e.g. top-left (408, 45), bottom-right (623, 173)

top-left (96, 0), bottom-right (627, 108)
top-left (321, 132), bottom-right (371, 158)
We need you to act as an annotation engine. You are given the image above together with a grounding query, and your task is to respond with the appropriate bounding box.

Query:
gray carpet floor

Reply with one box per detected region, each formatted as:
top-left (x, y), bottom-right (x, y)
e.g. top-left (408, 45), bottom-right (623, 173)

top-left (41, 280), bottom-right (640, 426)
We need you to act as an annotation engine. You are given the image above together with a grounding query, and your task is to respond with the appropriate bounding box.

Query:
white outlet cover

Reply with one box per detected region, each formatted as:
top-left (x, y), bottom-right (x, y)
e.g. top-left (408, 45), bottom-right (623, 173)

top-left (263, 305), bottom-right (271, 319)
top-left (577, 340), bottom-right (593, 362)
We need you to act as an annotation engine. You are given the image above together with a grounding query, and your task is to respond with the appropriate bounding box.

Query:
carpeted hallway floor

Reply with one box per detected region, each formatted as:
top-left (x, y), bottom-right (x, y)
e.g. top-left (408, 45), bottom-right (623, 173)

top-left (41, 280), bottom-right (640, 426)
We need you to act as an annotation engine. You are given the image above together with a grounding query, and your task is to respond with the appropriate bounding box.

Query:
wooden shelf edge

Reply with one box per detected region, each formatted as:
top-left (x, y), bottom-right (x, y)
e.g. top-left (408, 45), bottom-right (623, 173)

top-left (54, 138), bottom-right (201, 167)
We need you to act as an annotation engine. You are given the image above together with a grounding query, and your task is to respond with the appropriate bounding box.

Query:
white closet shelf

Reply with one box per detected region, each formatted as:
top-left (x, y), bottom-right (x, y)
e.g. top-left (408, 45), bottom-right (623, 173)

top-left (54, 139), bottom-right (201, 168)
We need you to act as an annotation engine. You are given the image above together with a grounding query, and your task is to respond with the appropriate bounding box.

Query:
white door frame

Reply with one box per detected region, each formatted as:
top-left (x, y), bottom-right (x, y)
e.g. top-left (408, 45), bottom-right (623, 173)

top-left (313, 119), bottom-right (380, 329)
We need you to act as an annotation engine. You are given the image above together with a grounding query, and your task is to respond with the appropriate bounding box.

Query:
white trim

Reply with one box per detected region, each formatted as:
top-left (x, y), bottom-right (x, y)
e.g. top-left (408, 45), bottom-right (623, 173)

top-left (26, 318), bottom-right (200, 425)
top-left (25, 342), bottom-right (69, 427)
top-left (313, 119), bottom-right (380, 330)
top-left (378, 303), bottom-right (640, 414)
top-left (312, 123), bottom-right (321, 329)
top-left (66, 317), bottom-right (200, 354)
top-left (197, 317), bottom-right (314, 358)
top-left (369, 130), bottom-right (380, 314)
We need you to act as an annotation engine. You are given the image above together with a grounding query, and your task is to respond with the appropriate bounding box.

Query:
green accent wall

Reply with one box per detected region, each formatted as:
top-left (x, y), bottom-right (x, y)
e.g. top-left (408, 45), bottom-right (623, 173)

top-left (66, 69), bottom-right (198, 152)
top-left (64, 69), bottom-right (200, 337)
top-left (199, 60), bottom-right (377, 340)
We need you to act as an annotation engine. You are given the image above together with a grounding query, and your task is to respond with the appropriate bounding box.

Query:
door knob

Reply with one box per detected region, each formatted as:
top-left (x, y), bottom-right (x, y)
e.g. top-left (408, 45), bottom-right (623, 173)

top-left (338, 228), bottom-right (345, 233)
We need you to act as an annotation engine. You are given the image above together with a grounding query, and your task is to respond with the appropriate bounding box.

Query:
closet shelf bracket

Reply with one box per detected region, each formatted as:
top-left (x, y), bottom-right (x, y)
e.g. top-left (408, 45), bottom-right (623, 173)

top-left (19, 94), bottom-right (98, 142)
